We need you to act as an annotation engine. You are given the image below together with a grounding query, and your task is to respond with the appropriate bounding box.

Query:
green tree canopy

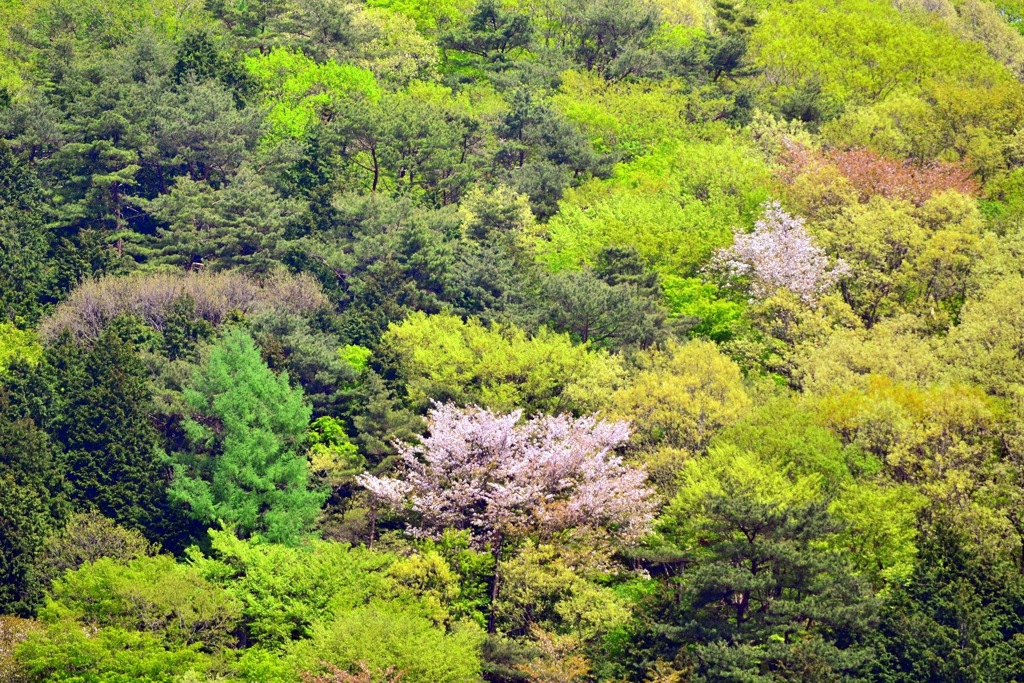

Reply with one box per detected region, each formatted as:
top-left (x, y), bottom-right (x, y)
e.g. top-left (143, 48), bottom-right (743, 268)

top-left (170, 327), bottom-right (325, 544)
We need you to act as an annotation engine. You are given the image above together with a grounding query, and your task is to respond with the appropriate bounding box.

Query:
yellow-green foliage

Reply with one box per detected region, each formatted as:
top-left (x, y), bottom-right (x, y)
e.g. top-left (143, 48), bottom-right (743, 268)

top-left (538, 139), bottom-right (771, 276)
top-left (611, 340), bottom-right (749, 453)
top-left (753, 0), bottom-right (1024, 169)
top-left (661, 276), bottom-right (744, 341)
top-left (752, 0), bottom-right (1014, 106)
top-left (349, 6), bottom-right (440, 83)
top-left (650, 0), bottom-right (714, 27)
top-left (895, 0), bottom-right (1024, 77)
top-left (458, 184), bottom-right (535, 238)
top-left (656, 446), bottom-right (824, 556)
top-left (44, 555), bottom-right (242, 650)
top-left (825, 81), bottom-right (1024, 173)
top-left (795, 316), bottom-right (945, 393)
top-left (365, 0), bottom-right (476, 33)
top-left (246, 47), bottom-right (380, 141)
top-left (0, 323), bottom-right (41, 373)
top-left (496, 541), bottom-right (632, 641)
top-left (810, 377), bottom-right (1012, 556)
top-left (299, 603), bottom-right (485, 683)
top-left (6, 0), bottom-right (1024, 673)
top-left (945, 274), bottom-right (1024, 399)
top-left (812, 192), bottom-right (992, 327)
top-left (659, 442), bottom-right (923, 585)
top-left (382, 312), bottom-right (624, 414)
top-left (829, 481), bottom-right (924, 587)
top-left (552, 71), bottom-right (702, 157)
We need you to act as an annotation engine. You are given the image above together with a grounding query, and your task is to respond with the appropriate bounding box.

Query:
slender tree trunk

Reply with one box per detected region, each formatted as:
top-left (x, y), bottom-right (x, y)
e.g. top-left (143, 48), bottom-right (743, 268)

top-left (488, 531), bottom-right (504, 634)
top-left (371, 147), bottom-right (379, 193)
top-left (368, 502), bottom-right (377, 550)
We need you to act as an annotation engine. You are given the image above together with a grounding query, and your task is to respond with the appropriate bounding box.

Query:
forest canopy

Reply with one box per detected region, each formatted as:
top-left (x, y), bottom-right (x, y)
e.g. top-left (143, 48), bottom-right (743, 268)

top-left (3, 0), bottom-right (1024, 680)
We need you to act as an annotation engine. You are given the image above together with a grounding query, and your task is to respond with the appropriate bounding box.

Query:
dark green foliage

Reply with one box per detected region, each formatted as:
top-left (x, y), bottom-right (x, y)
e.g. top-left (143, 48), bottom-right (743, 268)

top-left (441, 0), bottom-right (533, 64)
top-left (870, 529), bottom-right (1024, 682)
top-left (140, 166), bottom-right (305, 272)
top-left (495, 92), bottom-right (614, 217)
top-left (538, 268), bottom-right (667, 349)
top-left (0, 142), bottom-right (50, 323)
top-left (39, 329), bottom-right (189, 547)
top-left (172, 31), bottom-right (257, 104)
top-left (205, 0), bottom-right (289, 41)
top-left (45, 228), bottom-right (125, 305)
top-left (704, 0), bottom-right (758, 84)
top-left (678, 496), bottom-right (875, 680)
top-left (291, 197), bottom-right (460, 345)
top-left (0, 392), bottom-right (67, 614)
top-left (349, 371), bottom-right (423, 468)
top-left (323, 92), bottom-right (481, 206)
top-left (564, 0), bottom-right (661, 75)
top-left (161, 296), bottom-right (215, 362)
top-left (449, 238), bottom-right (540, 323)
top-left (250, 309), bottom-right (360, 416)
top-left (45, 332), bottom-right (151, 518)
top-left (151, 79), bottom-right (264, 185)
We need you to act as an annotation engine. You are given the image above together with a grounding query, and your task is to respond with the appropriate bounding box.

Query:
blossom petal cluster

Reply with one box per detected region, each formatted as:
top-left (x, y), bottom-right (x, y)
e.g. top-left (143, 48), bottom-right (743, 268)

top-left (358, 403), bottom-right (655, 546)
top-left (711, 200), bottom-right (848, 303)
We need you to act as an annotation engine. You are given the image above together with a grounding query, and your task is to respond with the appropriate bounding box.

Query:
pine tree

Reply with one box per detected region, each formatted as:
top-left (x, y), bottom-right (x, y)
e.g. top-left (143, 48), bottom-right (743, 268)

top-left (667, 491), bottom-right (876, 678)
top-left (170, 327), bottom-right (324, 544)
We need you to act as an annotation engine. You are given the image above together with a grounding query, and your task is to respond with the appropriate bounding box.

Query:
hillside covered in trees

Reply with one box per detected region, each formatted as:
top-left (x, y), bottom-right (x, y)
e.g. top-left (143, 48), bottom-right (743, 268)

top-left (4, 0), bottom-right (1024, 680)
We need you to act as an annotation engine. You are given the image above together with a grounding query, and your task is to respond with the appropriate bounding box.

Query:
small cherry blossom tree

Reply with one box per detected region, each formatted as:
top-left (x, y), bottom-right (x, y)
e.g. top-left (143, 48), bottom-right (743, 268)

top-left (710, 200), bottom-right (848, 303)
top-left (358, 402), bottom-right (655, 632)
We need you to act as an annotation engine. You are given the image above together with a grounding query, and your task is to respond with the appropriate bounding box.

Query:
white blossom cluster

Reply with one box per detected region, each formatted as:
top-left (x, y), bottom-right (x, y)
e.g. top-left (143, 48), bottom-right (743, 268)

top-left (358, 403), bottom-right (655, 548)
top-left (711, 200), bottom-right (848, 303)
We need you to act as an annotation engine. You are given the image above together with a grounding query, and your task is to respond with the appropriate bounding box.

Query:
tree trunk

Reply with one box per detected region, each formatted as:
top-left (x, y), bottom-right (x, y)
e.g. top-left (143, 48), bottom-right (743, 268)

top-left (487, 531), bottom-right (504, 634)
top-left (368, 502), bottom-right (377, 550)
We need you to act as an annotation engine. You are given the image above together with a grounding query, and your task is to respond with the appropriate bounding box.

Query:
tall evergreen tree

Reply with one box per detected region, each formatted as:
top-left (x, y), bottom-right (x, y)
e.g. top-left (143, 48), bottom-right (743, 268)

top-left (870, 528), bottom-right (1024, 682)
top-left (43, 329), bottom-right (179, 544)
top-left (0, 390), bottom-right (67, 614)
top-left (170, 327), bottom-right (324, 544)
top-left (0, 141), bottom-right (50, 323)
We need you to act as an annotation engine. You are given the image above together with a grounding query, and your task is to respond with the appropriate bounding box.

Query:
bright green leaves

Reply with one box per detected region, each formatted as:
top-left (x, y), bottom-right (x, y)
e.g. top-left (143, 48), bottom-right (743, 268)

top-left (171, 327), bottom-right (324, 545)
top-left (306, 416), bottom-right (365, 488)
top-left (662, 276), bottom-right (744, 341)
top-left (537, 138), bottom-right (770, 277)
top-left (751, 0), bottom-right (1012, 107)
top-left (653, 392), bottom-right (924, 593)
top-left (829, 482), bottom-right (924, 587)
top-left (44, 555), bottom-right (242, 650)
top-left (187, 530), bottom-right (487, 681)
top-left (338, 344), bottom-right (372, 372)
top-left (552, 71), bottom-right (701, 158)
top-left (246, 47), bottom-right (380, 142)
top-left (189, 529), bottom-right (394, 648)
top-left (366, 0), bottom-right (476, 34)
top-left (298, 603), bottom-right (484, 683)
top-left (382, 311), bottom-right (624, 414)
top-left (0, 324), bottom-right (41, 374)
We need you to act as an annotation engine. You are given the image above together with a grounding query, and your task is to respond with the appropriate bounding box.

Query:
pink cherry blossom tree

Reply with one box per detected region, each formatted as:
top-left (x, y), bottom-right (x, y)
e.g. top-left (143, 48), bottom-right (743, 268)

top-left (358, 402), bottom-right (655, 632)
top-left (710, 200), bottom-right (848, 304)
